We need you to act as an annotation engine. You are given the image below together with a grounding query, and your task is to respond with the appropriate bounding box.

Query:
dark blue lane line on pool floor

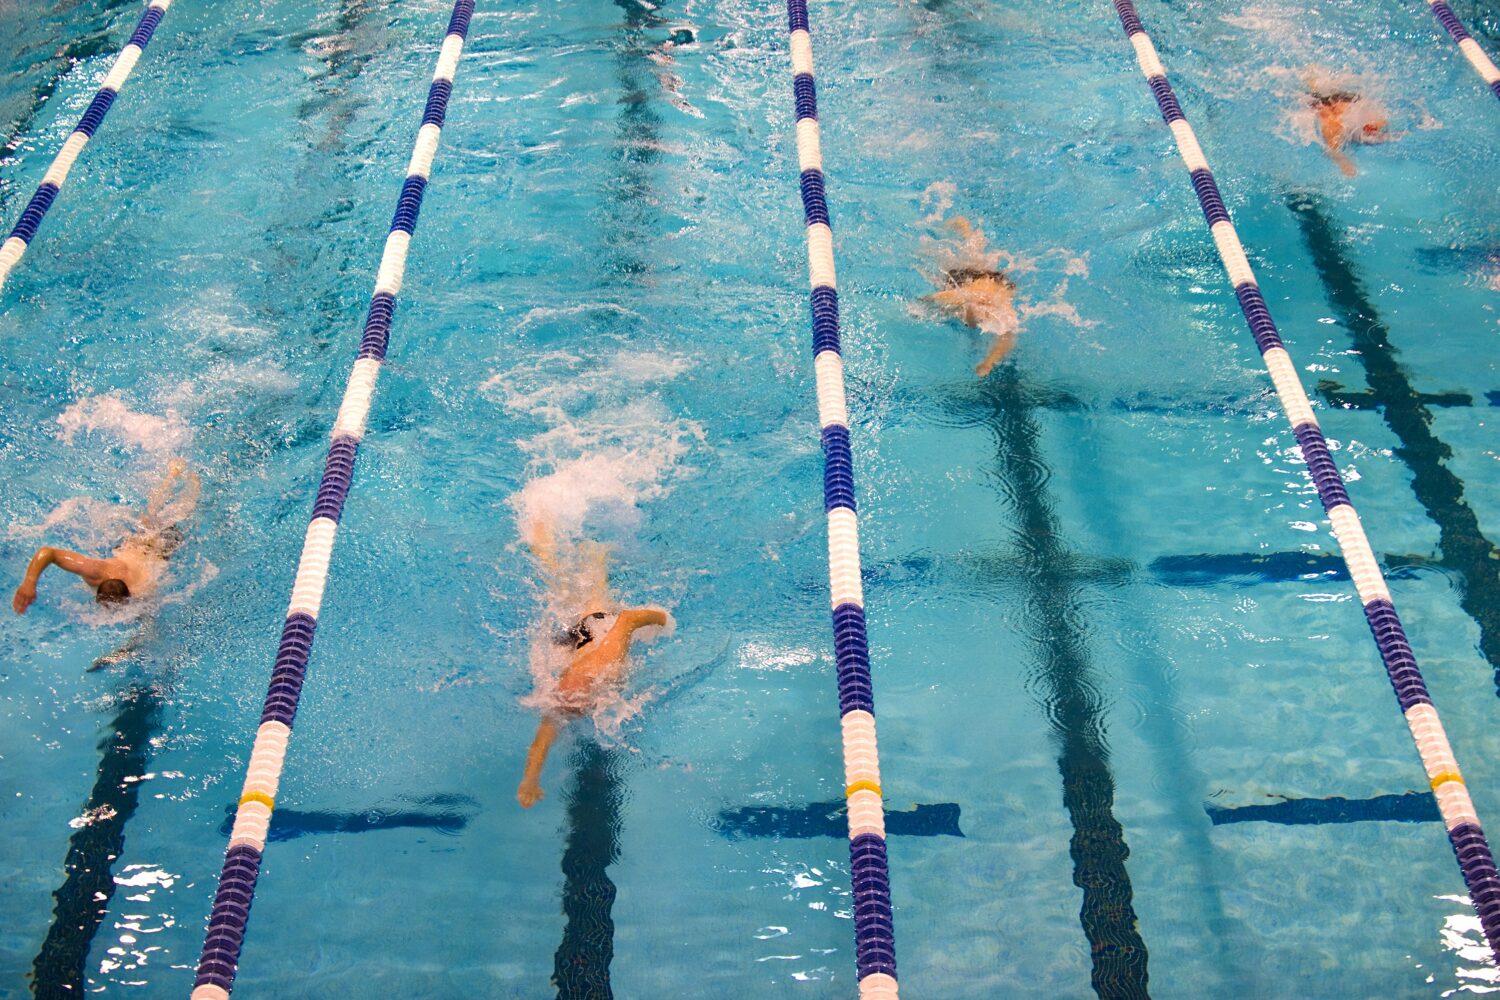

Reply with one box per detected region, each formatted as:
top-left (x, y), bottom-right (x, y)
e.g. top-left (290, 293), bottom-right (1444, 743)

top-left (715, 801), bottom-right (964, 840)
top-left (554, 741), bottom-right (623, 1000)
top-left (214, 797), bottom-right (475, 842)
top-left (865, 548), bottom-right (1438, 593)
top-left (1318, 381), bottom-right (1478, 411)
top-left (596, 0), bottom-right (671, 283)
top-left (1148, 551), bottom-right (1434, 587)
top-left (1287, 192), bottom-right (1500, 697)
top-left (867, 372), bottom-right (1500, 433)
top-left (1207, 791), bottom-right (1439, 826)
top-left (953, 368), bottom-right (1151, 1000)
top-left (31, 682), bottom-right (159, 1000)
top-left (551, 5), bottom-right (677, 996)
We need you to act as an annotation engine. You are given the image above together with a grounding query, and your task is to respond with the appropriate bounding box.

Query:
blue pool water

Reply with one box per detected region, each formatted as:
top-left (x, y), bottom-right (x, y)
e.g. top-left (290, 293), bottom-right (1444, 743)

top-left (3, 0), bottom-right (1500, 995)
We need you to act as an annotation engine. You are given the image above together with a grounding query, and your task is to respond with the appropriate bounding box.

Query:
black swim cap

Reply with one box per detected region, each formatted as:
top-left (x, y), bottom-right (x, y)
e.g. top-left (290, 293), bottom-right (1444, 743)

top-left (553, 611), bottom-right (608, 650)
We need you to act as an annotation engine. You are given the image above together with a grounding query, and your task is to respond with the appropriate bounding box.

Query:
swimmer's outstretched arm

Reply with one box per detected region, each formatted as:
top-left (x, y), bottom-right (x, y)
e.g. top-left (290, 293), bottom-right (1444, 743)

top-left (145, 460), bottom-right (200, 526)
top-left (12, 547), bottom-right (116, 613)
top-left (926, 287), bottom-right (973, 309)
top-left (523, 519), bottom-right (562, 579)
top-left (518, 715), bottom-right (561, 809)
top-left (1326, 146), bottom-right (1356, 177)
top-left (91, 625), bottom-right (153, 671)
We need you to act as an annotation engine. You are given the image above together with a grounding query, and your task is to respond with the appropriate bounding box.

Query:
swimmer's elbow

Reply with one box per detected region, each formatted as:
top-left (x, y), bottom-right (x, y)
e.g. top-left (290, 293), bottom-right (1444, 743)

top-left (25, 547), bottom-right (56, 576)
top-left (624, 608), bottom-right (669, 629)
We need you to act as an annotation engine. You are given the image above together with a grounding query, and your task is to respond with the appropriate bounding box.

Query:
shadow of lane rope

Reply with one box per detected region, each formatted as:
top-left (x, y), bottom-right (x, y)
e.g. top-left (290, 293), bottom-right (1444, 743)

top-left (1288, 192), bottom-right (1500, 697)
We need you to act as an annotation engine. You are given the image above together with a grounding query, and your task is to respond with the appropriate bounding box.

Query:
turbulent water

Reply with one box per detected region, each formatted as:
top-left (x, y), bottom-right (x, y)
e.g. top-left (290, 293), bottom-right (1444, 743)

top-left (2, 0), bottom-right (1500, 995)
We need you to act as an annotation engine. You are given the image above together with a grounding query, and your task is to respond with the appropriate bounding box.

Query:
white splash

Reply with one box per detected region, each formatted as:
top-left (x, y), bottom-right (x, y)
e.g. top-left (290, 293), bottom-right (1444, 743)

top-left (511, 417), bottom-right (700, 541)
top-left (7, 496), bottom-right (138, 551)
top-left (494, 349), bottom-right (702, 543)
top-left (157, 363), bottom-right (298, 410)
top-left (57, 394), bottom-right (190, 455)
top-left (1436, 894), bottom-right (1500, 995)
top-left (919, 181), bottom-right (956, 224)
top-left (737, 642), bottom-right (818, 673)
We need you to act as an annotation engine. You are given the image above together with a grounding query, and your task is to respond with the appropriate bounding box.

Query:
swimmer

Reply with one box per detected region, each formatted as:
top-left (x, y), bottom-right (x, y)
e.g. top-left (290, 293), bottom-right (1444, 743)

top-left (1307, 78), bottom-right (1388, 177)
top-left (11, 459), bottom-right (199, 616)
top-left (925, 217), bottom-right (1021, 376)
top-left (516, 520), bottom-right (669, 809)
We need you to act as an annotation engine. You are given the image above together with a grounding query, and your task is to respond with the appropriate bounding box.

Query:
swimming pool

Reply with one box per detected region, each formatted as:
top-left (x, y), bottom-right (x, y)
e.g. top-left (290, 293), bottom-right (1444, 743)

top-left (3, 0), bottom-right (1500, 994)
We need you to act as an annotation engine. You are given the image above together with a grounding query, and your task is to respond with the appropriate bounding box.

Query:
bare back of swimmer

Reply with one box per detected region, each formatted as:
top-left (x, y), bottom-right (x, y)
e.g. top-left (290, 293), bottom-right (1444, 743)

top-left (11, 459), bottom-right (198, 614)
top-left (1308, 80), bottom-right (1389, 177)
top-left (924, 217), bottom-right (1022, 376)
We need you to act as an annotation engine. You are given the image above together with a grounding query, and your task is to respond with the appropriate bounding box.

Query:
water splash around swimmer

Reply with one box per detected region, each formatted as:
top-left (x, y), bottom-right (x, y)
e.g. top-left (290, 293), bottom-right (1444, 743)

top-left (489, 345), bottom-right (692, 763)
top-left (916, 190), bottom-right (1093, 375)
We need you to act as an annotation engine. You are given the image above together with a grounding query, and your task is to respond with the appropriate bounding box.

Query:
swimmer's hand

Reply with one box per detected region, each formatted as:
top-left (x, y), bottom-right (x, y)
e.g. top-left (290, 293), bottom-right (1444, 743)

top-left (976, 331), bottom-right (1017, 377)
top-left (90, 630), bottom-right (150, 671)
top-left (12, 582), bottom-right (36, 614)
top-left (518, 716), bottom-right (559, 809)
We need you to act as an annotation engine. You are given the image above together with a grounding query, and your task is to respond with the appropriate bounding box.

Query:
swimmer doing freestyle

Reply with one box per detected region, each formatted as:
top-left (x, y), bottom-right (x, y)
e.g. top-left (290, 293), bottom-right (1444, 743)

top-left (12, 458), bottom-right (199, 615)
top-left (925, 216), bottom-right (1021, 376)
top-left (1307, 76), bottom-right (1388, 177)
top-left (516, 520), bottom-right (669, 809)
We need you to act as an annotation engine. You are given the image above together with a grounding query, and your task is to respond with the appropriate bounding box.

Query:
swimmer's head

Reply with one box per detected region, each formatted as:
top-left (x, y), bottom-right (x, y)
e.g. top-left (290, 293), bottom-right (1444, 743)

top-left (553, 610), bottom-right (610, 650)
top-left (1310, 90), bottom-right (1357, 109)
top-left (944, 267), bottom-right (1014, 290)
top-left (95, 579), bottom-right (131, 605)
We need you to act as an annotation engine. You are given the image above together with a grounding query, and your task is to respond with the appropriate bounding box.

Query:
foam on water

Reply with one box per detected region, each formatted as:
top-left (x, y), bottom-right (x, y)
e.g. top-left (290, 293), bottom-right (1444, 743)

top-left (56, 394), bottom-right (190, 457)
top-left (7, 495), bottom-right (138, 551)
top-left (491, 347), bottom-right (701, 543)
top-left (919, 179), bottom-right (957, 224)
top-left (510, 411), bottom-right (700, 538)
top-left (158, 363), bottom-right (299, 410)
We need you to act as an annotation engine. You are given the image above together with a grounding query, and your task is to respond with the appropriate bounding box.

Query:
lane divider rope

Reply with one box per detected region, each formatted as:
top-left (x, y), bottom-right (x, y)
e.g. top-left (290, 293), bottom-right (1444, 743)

top-left (780, 3), bottom-right (898, 997)
top-left (0, 0), bottom-right (172, 296)
top-left (1422, 0), bottom-right (1500, 101)
top-left (1111, 0), bottom-right (1500, 963)
top-left (189, 2), bottom-right (474, 996)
